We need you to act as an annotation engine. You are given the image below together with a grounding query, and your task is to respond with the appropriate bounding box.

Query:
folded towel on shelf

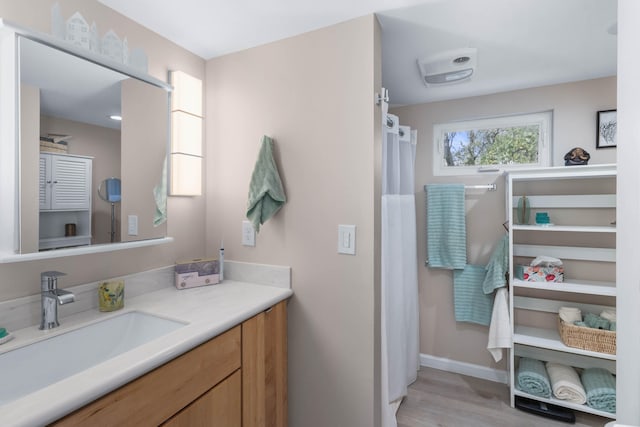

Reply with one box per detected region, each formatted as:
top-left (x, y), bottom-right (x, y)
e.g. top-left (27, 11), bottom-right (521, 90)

top-left (246, 135), bottom-right (287, 232)
top-left (426, 184), bottom-right (466, 269)
top-left (581, 368), bottom-right (616, 414)
top-left (487, 288), bottom-right (511, 362)
top-left (545, 362), bottom-right (587, 404)
top-left (584, 312), bottom-right (611, 330)
top-left (482, 234), bottom-right (509, 294)
top-left (517, 357), bottom-right (552, 398)
top-left (453, 265), bottom-right (493, 326)
top-left (559, 307), bottom-right (582, 324)
top-left (609, 321), bottom-right (616, 331)
top-left (600, 309), bottom-right (617, 322)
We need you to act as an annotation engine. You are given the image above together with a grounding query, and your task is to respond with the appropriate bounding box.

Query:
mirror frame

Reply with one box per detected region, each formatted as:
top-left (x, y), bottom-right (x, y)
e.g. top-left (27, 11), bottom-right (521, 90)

top-left (0, 19), bottom-right (173, 263)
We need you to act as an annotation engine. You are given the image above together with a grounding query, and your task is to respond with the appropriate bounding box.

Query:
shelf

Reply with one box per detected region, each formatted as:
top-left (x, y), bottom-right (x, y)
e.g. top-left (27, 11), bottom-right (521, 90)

top-left (512, 279), bottom-right (616, 297)
top-left (508, 165), bottom-right (617, 181)
top-left (512, 224), bottom-right (615, 233)
top-left (513, 326), bottom-right (616, 361)
top-left (39, 235), bottom-right (91, 250)
top-left (513, 389), bottom-right (615, 419)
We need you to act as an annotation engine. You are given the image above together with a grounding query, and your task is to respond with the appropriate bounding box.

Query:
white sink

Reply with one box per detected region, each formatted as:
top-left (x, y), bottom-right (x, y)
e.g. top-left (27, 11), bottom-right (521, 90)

top-left (0, 311), bottom-right (186, 406)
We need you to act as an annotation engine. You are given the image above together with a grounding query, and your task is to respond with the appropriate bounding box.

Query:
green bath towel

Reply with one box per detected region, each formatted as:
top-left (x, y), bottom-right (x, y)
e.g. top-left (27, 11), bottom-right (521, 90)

top-left (517, 357), bottom-right (552, 398)
top-left (581, 368), bottom-right (616, 414)
top-left (246, 136), bottom-right (286, 232)
top-left (453, 265), bottom-right (493, 326)
top-left (426, 184), bottom-right (466, 269)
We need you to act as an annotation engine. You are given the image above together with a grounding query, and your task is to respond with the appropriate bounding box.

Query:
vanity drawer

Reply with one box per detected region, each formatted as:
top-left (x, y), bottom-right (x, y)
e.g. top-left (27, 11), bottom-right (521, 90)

top-left (52, 325), bottom-right (241, 426)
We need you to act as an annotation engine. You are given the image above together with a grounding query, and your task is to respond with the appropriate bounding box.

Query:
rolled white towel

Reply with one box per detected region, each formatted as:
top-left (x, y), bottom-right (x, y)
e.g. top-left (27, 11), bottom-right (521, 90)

top-left (559, 307), bottom-right (582, 324)
top-left (600, 309), bottom-right (616, 322)
top-left (545, 362), bottom-right (587, 404)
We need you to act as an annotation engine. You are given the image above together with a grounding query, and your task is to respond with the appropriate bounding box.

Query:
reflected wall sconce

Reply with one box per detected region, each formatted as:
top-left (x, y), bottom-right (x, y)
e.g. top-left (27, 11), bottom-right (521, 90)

top-left (169, 70), bottom-right (203, 196)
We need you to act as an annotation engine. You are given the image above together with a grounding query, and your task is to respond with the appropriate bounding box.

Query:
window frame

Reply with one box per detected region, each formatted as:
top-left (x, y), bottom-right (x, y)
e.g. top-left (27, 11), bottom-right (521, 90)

top-left (432, 111), bottom-right (552, 176)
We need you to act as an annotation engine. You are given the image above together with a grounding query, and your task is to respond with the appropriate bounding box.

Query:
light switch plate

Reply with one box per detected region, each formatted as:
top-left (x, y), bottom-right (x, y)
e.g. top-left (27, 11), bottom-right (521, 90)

top-left (128, 215), bottom-right (138, 236)
top-left (337, 224), bottom-right (356, 255)
top-left (242, 220), bottom-right (256, 246)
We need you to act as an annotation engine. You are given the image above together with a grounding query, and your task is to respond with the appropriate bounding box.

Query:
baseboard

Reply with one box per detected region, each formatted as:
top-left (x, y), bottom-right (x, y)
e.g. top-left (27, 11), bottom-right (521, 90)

top-left (420, 353), bottom-right (508, 384)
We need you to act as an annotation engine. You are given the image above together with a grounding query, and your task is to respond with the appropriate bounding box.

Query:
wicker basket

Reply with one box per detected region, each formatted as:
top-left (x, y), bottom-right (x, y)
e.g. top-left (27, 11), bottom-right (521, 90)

top-left (557, 317), bottom-right (616, 355)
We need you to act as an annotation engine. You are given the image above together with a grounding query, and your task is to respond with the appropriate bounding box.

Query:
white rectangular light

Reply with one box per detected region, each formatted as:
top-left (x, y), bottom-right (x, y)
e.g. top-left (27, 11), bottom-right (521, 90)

top-left (170, 154), bottom-right (202, 196)
top-left (171, 110), bottom-right (202, 156)
top-left (170, 70), bottom-right (202, 116)
top-left (169, 70), bottom-right (203, 196)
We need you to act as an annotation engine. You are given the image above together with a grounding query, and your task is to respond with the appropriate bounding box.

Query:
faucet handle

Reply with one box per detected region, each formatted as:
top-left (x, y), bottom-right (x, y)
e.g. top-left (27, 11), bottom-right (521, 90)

top-left (41, 271), bottom-right (66, 279)
top-left (41, 271), bottom-right (66, 291)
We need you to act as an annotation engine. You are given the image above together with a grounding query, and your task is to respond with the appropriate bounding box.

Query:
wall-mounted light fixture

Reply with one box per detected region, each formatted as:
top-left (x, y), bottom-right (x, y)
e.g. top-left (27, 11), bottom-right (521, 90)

top-left (169, 70), bottom-right (203, 196)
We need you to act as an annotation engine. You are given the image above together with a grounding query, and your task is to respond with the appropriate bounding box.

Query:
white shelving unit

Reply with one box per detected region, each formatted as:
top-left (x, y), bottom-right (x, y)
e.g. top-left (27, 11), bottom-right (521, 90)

top-left (39, 152), bottom-right (93, 250)
top-left (507, 165), bottom-right (617, 420)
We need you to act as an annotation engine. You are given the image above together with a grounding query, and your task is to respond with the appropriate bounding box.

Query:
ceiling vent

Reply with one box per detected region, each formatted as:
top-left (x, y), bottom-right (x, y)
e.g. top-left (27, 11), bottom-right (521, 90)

top-left (417, 48), bottom-right (477, 87)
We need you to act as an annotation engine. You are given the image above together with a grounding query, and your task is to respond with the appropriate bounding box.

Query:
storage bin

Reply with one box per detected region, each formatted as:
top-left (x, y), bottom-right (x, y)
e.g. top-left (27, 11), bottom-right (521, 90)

top-left (557, 317), bottom-right (616, 355)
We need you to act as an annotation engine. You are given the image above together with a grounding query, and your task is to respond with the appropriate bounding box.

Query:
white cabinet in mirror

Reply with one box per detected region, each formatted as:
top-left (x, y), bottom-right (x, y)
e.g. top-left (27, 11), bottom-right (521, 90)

top-left (0, 19), bottom-right (173, 261)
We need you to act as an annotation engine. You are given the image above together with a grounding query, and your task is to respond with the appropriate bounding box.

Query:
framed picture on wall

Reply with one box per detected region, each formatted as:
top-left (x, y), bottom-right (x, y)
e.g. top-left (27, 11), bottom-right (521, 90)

top-left (596, 109), bottom-right (617, 149)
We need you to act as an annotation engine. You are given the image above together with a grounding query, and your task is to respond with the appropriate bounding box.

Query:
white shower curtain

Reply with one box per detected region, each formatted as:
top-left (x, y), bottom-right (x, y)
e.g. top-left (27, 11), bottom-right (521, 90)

top-left (381, 112), bottom-right (420, 427)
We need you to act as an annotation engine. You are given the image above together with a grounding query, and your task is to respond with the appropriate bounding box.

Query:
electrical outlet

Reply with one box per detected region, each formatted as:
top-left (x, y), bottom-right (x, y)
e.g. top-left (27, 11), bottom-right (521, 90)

top-left (242, 220), bottom-right (256, 246)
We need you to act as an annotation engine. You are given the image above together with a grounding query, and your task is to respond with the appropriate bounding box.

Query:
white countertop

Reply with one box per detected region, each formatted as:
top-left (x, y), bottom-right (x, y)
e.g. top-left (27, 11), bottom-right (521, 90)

top-left (0, 280), bottom-right (292, 426)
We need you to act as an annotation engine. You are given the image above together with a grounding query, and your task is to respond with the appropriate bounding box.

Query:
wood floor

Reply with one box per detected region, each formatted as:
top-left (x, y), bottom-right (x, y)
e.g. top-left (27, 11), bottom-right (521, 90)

top-left (396, 367), bottom-right (610, 427)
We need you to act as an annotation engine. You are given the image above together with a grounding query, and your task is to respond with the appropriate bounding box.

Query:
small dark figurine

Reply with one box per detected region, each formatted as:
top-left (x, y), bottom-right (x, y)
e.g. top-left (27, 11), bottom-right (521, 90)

top-left (564, 147), bottom-right (590, 166)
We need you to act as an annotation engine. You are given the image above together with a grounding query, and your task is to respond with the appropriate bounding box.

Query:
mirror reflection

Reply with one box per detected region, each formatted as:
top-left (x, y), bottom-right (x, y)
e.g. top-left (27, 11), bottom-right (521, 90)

top-left (18, 36), bottom-right (169, 254)
top-left (97, 177), bottom-right (122, 243)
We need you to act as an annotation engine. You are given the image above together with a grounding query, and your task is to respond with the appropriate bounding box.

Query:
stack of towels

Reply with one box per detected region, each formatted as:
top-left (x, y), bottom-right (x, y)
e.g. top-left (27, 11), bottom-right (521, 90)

top-left (516, 357), bottom-right (616, 413)
top-left (559, 307), bottom-right (617, 331)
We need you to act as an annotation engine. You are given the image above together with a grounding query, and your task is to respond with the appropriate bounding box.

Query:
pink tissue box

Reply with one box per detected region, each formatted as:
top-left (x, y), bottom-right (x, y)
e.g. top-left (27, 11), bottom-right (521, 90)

top-left (521, 265), bottom-right (564, 282)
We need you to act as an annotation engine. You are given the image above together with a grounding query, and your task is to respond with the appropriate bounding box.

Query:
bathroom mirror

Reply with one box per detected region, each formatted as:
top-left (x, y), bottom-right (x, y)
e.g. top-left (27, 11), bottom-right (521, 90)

top-left (16, 31), bottom-right (171, 255)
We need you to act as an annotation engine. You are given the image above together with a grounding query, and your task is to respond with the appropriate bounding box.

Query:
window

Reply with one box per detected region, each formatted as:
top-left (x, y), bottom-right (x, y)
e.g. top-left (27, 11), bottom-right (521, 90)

top-left (433, 111), bottom-right (552, 175)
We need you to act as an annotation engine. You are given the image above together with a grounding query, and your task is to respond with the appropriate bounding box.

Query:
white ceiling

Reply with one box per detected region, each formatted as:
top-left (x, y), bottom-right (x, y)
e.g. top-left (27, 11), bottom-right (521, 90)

top-left (98, 0), bottom-right (617, 106)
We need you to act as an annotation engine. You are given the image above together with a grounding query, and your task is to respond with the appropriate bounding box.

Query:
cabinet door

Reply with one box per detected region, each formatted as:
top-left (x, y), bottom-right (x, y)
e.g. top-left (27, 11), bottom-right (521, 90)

top-left (50, 156), bottom-right (92, 210)
top-left (163, 369), bottom-right (241, 427)
top-left (242, 301), bottom-right (288, 427)
top-left (39, 154), bottom-right (51, 210)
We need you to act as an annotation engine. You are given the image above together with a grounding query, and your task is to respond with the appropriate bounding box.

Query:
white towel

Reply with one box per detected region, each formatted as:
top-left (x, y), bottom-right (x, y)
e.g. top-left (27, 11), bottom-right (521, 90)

top-left (600, 309), bottom-right (616, 322)
top-left (559, 307), bottom-right (582, 324)
top-left (487, 288), bottom-right (511, 362)
top-left (546, 362), bottom-right (587, 404)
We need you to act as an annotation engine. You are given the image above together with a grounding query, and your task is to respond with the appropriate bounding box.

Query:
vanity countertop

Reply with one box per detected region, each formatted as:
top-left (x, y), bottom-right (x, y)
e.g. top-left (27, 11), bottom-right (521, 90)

top-left (0, 280), bottom-right (293, 426)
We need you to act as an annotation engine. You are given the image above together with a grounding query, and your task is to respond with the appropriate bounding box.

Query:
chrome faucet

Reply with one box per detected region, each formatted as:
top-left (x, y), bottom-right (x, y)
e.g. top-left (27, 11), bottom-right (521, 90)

top-left (40, 271), bottom-right (75, 330)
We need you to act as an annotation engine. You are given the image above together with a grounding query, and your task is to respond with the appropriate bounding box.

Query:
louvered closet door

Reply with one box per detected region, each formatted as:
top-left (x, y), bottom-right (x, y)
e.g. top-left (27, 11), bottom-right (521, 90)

top-left (50, 156), bottom-right (92, 210)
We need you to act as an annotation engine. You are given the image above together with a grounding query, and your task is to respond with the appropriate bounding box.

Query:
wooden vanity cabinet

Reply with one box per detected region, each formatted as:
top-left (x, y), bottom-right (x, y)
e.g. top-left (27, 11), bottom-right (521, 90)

top-left (51, 301), bottom-right (287, 427)
top-left (242, 300), bottom-right (288, 427)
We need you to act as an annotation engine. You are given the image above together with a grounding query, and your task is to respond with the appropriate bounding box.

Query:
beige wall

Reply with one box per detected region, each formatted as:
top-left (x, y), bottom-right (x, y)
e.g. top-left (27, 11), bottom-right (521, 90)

top-left (40, 116), bottom-right (121, 245)
top-left (392, 77), bottom-right (617, 370)
top-left (0, 0), bottom-right (206, 300)
top-left (19, 85), bottom-right (40, 254)
top-left (206, 15), bottom-right (380, 427)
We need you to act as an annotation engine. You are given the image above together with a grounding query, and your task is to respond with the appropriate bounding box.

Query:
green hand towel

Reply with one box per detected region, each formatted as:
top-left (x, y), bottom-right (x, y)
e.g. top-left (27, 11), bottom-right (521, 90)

top-left (517, 357), bottom-right (552, 398)
top-left (581, 368), bottom-right (616, 413)
top-left (246, 136), bottom-right (286, 232)
top-left (584, 312), bottom-right (610, 330)
top-left (483, 234), bottom-right (509, 294)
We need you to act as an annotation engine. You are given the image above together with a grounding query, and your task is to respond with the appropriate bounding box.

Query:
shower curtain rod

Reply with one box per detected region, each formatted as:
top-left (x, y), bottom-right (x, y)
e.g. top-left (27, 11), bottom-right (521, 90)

top-left (423, 183), bottom-right (497, 192)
